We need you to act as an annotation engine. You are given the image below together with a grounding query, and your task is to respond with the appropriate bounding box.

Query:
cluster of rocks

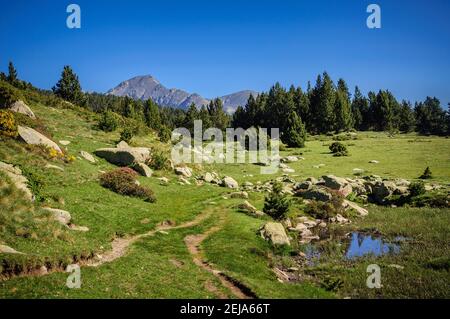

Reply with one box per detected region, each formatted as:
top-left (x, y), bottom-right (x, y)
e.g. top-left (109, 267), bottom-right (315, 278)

top-left (196, 172), bottom-right (240, 189)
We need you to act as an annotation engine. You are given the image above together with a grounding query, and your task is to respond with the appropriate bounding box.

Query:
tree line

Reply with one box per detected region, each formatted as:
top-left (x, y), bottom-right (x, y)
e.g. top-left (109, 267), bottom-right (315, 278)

top-left (2, 64), bottom-right (449, 147)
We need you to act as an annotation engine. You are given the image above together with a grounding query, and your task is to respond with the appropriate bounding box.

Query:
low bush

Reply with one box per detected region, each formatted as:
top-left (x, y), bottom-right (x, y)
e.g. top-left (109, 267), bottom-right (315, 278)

top-left (0, 81), bottom-right (23, 108)
top-left (419, 167), bottom-right (433, 179)
top-left (99, 168), bottom-right (156, 203)
top-left (148, 150), bottom-right (169, 170)
top-left (408, 181), bottom-right (426, 197)
top-left (329, 142), bottom-right (349, 157)
top-left (263, 182), bottom-right (290, 220)
top-left (120, 126), bottom-right (134, 144)
top-left (305, 192), bottom-right (346, 219)
top-left (98, 110), bottom-right (120, 132)
top-left (0, 110), bottom-right (18, 138)
top-left (158, 125), bottom-right (172, 143)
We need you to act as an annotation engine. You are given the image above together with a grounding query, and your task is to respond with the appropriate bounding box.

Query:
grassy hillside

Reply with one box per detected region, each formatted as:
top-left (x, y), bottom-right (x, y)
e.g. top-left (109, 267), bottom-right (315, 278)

top-left (0, 96), bottom-right (449, 298)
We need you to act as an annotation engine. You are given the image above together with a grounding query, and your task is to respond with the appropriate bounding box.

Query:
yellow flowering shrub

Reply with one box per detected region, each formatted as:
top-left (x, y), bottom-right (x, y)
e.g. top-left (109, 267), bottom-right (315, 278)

top-left (0, 110), bottom-right (18, 138)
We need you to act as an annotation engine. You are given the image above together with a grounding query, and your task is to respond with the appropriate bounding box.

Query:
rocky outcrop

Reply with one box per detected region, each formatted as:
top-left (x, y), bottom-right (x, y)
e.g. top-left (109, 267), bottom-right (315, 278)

top-left (18, 126), bottom-right (62, 153)
top-left (260, 222), bottom-right (290, 246)
top-left (9, 100), bottom-right (36, 119)
top-left (298, 187), bottom-right (332, 202)
top-left (322, 175), bottom-right (353, 197)
top-left (42, 207), bottom-right (72, 226)
top-left (0, 161), bottom-right (33, 201)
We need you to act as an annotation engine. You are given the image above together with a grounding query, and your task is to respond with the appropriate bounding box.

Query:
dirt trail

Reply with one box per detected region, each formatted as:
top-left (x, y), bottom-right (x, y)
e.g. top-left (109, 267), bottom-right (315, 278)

top-left (184, 212), bottom-right (257, 299)
top-left (87, 211), bottom-right (211, 267)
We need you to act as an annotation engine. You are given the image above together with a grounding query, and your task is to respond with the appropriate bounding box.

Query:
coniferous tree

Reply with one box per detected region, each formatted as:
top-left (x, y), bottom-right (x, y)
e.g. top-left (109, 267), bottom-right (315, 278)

top-left (183, 103), bottom-right (199, 133)
top-left (7, 62), bottom-right (18, 84)
top-left (52, 65), bottom-right (83, 104)
top-left (351, 86), bottom-right (366, 130)
top-left (414, 97), bottom-right (446, 135)
top-left (199, 105), bottom-right (212, 131)
top-left (283, 111), bottom-right (306, 148)
top-left (144, 98), bottom-right (161, 130)
top-left (372, 90), bottom-right (397, 131)
top-left (398, 100), bottom-right (415, 132)
top-left (207, 98), bottom-right (229, 131)
top-left (334, 79), bottom-right (353, 131)
top-left (310, 72), bottom-right (336, 133)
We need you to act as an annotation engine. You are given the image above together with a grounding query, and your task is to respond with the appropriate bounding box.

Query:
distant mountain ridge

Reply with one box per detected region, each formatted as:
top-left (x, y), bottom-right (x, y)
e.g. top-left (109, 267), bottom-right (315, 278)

top-left (106, 75), bottom-right (258, 113)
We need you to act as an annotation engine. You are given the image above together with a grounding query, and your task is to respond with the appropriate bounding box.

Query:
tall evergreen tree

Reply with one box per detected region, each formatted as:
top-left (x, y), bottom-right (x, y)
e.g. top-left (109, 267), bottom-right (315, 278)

top-left (199, 105), bottom-right (212, 131)
top-left (52, 65), bottom-right (83, 104)
top-left (310, 72), bottom-right (336, 133)
top-left (183, 103), bottom-right (199, 133)
top-left (351, 86), bottom-right (367, 130)
top-left (7, 61), bottom-right (18, 84)
top-left (282, 111), bottom-right (306, 148)
top-left (207, 98), bottom-right (229, 131)
top-left (144, 98), bottom-right (161, 130)
top-left (372, 90), bottom-right (397, 131)
top-left (414, 97), bottom-right (446, 135)
top-left (398, 100), bottom-right (415, 132)
top-left (334, 78), bottom-right (353, 131)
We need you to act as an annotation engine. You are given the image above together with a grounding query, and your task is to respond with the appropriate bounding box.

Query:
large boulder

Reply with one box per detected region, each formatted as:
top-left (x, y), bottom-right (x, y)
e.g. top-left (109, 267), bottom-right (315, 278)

top-left (9, 100), bottom-right (36, 119)
top-left (18, 126), bottom-right (62, 153)
top-left (298, 187), bottom-right (332, 202)
top-left (322, 175), bottom-right (353, 196)
top-left (94, 147), bottom-right (150, 166)
top-left (260, 222), bottom-right (290, 246)
top-left (221, 176), bottom-right (239, 189)
top-left (372, 181), bottom-right (397, 203)
top-left (174, 166), bottom-right (192, 177)
top-left (0, 161), bottom-right (33, 201)
top-left (0, 244), bottom-right (24, 255)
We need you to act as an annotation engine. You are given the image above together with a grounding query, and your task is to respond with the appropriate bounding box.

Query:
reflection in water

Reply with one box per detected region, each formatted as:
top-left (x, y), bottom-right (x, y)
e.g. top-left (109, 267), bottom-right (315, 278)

top-left (346, 232), bottom-right (400, 259)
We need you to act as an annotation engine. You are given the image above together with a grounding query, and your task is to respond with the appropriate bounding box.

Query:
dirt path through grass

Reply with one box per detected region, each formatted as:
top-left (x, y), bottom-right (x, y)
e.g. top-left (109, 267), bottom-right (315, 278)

top-left (184, 208), bottom-right (258, 299)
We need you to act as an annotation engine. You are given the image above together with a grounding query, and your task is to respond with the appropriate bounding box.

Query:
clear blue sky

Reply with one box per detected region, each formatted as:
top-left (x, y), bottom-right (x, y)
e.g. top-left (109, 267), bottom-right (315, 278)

top-left (1, 0), bottom-right (449, 104)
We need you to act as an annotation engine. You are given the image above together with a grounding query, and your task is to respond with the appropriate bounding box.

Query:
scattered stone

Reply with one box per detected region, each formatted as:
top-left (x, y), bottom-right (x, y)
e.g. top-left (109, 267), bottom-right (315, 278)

top-left (68, 225), bottom-right (89, 232)
top-left (59, 140), bottom-right (71, 146)
top-left (322, 175), bottom-right (353, 196)
top-left (174, 166), bottom-right (192, 178)
top-left (133, 162), bottom-right (153, 177)
top-left (221, 176), bottom-right (239, 189)
top-left (42, 207), bottom-right (71, 226)
top-left (230, 191), bottom-right (249, 199)
top-left (353, 168), bottom-right (365, 175)
top-left (0, 244), bottom-right (24, 255)
top-left (9, 100), bottom-right (36, 119)
top-left (158, 177), bottom-right (169, 184)
top-left (372, 181), bottom-right (397, 203)
top-left (260, 222), bottom-right (290, 246)
top-left (202, 172), bottom-right (214, 183)
top-left (330, 214), bottom-right (350, 224)
top-left (80, 151), bottom-right (96, 163)
top-left (388, 264), bottom-right (404, 270)
top-left (294, 181), bottom-right (313, 191)
top-left (306, 177), bottom-right (318, 184)
top-left (45, 164), bottom-right (64, 171)
top-left (37, 265), bottom-right (48, 275)
top-left (18, 126), bottom-right (62, 153)
top-left (282, 168), bottom-right (295, 174)
top-left (369, 160), bottom-right (379, 164)
top-left (178, 176), bottom-right (191, 185)
top-left (0, 161), bottom-right (33, 201)
top-left (281, 156), bottom-right (299, 163)
top-left (342, 200), bottom-right (369, 216)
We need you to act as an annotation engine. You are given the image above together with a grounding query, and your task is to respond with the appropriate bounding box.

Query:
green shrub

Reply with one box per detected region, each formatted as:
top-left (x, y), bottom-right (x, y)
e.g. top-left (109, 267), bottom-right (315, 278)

top-left (408, 181), bottom-right (426, 197)
top-left (148, 150), bottom-right (169, 170)
top-left (419, 167), bottom-right (433, 179)
top-left (99, 168), bottom-right (156, 203)
top-left (0, 110), bottom-right (18, 138)
top-left (120, 126), bottom-right (134, 144)
top-left (98, 110), bottom-right (120, 132)
top-left (305, 192), bottom-right (346, 219)
top-left (263, 182), bottom-right (290, 220)
top-left (158, 125), bottom-right (172, 143)
top-left (329, 142), bottom-right (349, 156)
top-left (0, 81), bottom-right (22, 108)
